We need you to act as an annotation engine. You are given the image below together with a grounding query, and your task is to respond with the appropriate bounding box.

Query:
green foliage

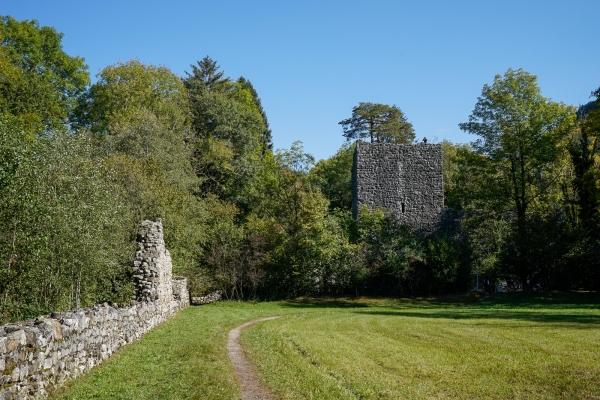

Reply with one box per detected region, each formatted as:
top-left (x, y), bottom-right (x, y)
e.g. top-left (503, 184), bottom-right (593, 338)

top-left (339, 102), bottom-right (415, 143)
top-left (183, 56), bottom-right (230, 93)
top-left (310, 142), bottom-right (354, 211)
top-left (243, 144), bottom-right (362, 297)
top-left (463, 215), bottom-right (510, 279)
top-left (459, 68), bottom-right (576, 218)
top-left (75, 59), bottom-right (195, 189)
top-left (101, 154), bottom-right (209, 293)
top-left (440, 139), bottom-right (474, 209)
top-left (237, 76), bottom-right (273, 154)
top-left (353, 206), bottom-right (470, 295)
top-left (184, 59), bottom-right (266, 203)
top-left (0, 113), bottom-right (28, 194)
top-left (0, 130), bottom-right (132, 322)
top-left (0, 16), bottom-right (89, 132)
top-left (424, 235), bottom-right (471, 293)
top-left (459, 68), bottom-right (576, 287)
top-left (7, 16), bottom-right (600, 320)
top-left (564, 99), bottom-right (600, 289)
top-left (569, 105), bottom-right (600, 231)
top-left (275, 140), bottom-right (315, 175)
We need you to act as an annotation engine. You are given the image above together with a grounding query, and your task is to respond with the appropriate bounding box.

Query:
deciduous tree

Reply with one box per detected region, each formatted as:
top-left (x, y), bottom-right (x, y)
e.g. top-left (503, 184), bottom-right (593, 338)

top-left (310, 142), bottom-right (355, 211)
top-left (459, 68), bottom-right (576, 287)
top-left (0, 16), bottom-right (89, 132)
top-left (76, 59), bottom-right (195, 190)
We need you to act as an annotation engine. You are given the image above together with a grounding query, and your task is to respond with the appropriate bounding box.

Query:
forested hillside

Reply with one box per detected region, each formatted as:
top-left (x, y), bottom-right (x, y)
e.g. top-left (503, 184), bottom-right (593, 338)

top-left (1, 16), bottom-right (599, 323)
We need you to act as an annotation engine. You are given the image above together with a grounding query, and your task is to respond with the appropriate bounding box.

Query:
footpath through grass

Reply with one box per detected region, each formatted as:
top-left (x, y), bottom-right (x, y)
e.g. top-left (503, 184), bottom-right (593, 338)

top-left (54, 293), bottom-right (600, 399)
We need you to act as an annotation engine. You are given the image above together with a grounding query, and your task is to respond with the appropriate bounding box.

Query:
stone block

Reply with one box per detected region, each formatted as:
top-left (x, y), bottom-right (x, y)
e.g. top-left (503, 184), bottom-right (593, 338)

top-left (6, 330), bottom-right (26, 346)
top-left (5, 340), bottom-right (19, 353)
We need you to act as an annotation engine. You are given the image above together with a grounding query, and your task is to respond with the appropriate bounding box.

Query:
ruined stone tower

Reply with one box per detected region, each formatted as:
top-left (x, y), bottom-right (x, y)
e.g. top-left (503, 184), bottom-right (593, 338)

top-left (352, 140), bottom-right (444, 234)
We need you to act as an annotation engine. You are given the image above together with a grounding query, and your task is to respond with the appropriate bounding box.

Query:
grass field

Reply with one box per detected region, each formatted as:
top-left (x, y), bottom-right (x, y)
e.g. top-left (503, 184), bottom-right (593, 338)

top-left (53, 293), bottom-right (600, 399)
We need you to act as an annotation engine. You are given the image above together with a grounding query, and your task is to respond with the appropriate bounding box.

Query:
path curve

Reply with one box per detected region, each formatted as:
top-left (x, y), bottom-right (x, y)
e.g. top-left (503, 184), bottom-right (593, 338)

top-left (228, 317), bottom-right (280, 400)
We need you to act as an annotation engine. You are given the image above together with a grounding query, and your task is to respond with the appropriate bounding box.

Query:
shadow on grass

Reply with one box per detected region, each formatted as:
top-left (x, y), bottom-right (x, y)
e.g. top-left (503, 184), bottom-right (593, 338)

top-left (475, 291), bottom-right (600, 310)
top-left (281, 292), bottom-right (600, 311)
top-left (281, 293), bottom-right (485, 310)
top-left (354, 308), bottom-right (600, 326)
top-left (282, 298), bottom-right (371, 309)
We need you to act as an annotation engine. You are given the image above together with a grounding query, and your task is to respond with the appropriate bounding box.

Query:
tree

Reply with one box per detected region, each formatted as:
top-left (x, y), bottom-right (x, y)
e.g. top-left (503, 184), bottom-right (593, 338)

top-left (0, 130), bottom-right (132, 322)
top-left (183, 58), bottom-right (266, 202)
top-left (75, 59), bottom-right (195, 190)
top-left (237, 77), bottom-right (273, 154)
top-left (459, 68), bottom-right (576, 287)
top-left (564, 88), bottom-right (600, 289)
top-left (247, 145), bottom-right (361, 297)
top-left (310, 142), bottom-right (355, 211)
top-left (339, 102), bottom-right (415, 143)
top-left (0, 16), bottom-right (89, 132)
top-left (569, 99), bottom-right (600, 233)
top-left (183, 56), bottom-right (230, 93)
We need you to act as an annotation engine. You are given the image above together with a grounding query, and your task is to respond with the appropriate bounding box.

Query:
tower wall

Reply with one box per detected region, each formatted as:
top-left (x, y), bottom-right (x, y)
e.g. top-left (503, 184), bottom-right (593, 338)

top-left (352, 140), bottom-right (444, 234)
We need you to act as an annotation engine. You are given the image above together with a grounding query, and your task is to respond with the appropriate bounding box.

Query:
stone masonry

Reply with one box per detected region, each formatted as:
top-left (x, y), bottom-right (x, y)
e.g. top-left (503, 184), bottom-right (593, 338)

top-left (191, 290), bottom-right (223, 305)
top-left (133, 219), bottom-right (173, 304)
top-left (352, 140), bottom-right (445, 234)
top-left (0, 219), bottom-right (189, 399)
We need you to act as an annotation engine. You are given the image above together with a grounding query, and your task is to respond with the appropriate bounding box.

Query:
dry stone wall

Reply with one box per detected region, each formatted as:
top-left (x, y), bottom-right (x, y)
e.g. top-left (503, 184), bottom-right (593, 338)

top-left (0, 219), bottom-right (189, 399)
top-left (133, 219), bottom-right (173, 304)
top-left (191, 290), bottom-right (223, 305)
top-left (352, 140), bottom-right (446, 234)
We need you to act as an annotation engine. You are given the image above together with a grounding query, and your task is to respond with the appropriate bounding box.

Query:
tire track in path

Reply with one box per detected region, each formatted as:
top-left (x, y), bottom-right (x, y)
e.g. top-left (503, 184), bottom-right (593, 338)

top-left (228, 317), bottom-right (280, 400)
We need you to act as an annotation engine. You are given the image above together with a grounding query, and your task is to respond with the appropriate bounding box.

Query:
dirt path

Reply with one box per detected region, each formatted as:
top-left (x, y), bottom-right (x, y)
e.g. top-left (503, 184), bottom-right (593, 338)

top-left (228, 317), bottom-right (280, 400)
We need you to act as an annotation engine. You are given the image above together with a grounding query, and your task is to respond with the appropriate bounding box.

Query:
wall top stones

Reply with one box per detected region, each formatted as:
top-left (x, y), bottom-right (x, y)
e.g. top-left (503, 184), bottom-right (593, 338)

top-left (352, 140), bottom-right (445, 235)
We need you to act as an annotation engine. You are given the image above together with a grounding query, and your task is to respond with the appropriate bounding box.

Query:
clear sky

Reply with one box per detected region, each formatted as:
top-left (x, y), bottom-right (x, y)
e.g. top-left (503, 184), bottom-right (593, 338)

top-left (4, 1), bottom-right (599, 161)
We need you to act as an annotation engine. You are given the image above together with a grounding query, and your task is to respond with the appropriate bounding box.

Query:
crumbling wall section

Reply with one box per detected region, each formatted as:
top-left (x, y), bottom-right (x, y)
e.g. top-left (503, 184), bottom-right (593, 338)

top-left (0, 219), bottom-right (189, 399)
top-left (133, 218), bottom-right (173, 304)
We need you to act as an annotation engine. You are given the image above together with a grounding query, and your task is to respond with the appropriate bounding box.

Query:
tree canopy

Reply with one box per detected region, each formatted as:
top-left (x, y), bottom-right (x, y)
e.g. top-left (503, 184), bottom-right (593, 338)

top-left (0, 15), bottom-right (89, 132)
top-left (459, 68), bottom-right (575, 218)
top-left (459, 68), bottom-right (576, 287)
top-left (339, 102), bottom-right (415, 144)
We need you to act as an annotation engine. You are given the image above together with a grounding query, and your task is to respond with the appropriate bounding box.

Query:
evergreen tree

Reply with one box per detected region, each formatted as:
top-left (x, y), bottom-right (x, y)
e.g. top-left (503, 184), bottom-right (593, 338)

top-left (183, 56), bottom-right (230, 93)
top-left (339, 102), bottom-right (415, 143)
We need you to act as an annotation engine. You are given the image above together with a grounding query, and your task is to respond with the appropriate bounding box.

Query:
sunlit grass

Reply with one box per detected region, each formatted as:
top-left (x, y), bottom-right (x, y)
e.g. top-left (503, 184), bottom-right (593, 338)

top-left (52, 301), bottom-right (296, 399)
top-left (245, 293), bottom-right (600, 399)
top-left (53, 293), bottom-right (600, 399)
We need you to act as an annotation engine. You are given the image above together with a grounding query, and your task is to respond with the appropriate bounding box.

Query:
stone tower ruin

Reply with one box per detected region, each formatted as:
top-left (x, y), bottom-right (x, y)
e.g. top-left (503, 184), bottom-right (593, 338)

top-left (352, 140), bottom-right (444, 234)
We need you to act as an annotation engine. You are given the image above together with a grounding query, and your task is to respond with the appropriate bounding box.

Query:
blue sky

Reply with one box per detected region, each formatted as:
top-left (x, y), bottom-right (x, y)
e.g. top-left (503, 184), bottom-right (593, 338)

top-left (5, 1), bottom-right (599, 161)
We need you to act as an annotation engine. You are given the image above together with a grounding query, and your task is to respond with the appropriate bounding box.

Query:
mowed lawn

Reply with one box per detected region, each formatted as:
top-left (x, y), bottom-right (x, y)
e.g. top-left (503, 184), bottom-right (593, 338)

top-left (54, 293), bottom-right (600, 399)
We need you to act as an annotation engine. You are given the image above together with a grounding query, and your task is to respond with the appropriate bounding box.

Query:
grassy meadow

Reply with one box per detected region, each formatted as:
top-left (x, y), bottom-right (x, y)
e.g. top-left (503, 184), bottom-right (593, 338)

top-left (53, 293), bottom-right (600, 399)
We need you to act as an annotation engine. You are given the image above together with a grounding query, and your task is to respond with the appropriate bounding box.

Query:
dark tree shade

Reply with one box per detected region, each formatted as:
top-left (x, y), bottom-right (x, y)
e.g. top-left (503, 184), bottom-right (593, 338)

top-left (339, 102), bottom-right (415, 144)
